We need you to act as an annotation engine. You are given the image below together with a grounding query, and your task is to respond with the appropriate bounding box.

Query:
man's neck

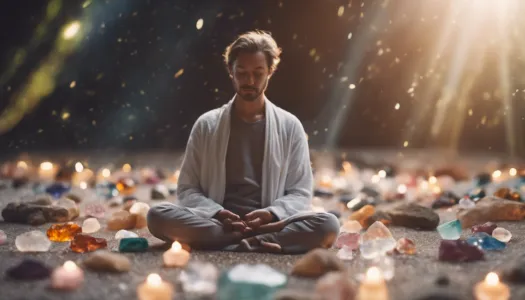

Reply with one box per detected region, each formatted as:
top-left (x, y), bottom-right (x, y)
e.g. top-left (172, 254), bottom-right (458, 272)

top-left (233, 94), bottom-right (266, 122)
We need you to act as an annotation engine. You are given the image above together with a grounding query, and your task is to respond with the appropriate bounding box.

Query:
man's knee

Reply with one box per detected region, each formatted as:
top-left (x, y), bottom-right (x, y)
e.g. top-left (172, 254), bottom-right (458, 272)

top-left (317, 212), bottom-right (340, 248)
top-left (147, 203), bottom-right (184, 239)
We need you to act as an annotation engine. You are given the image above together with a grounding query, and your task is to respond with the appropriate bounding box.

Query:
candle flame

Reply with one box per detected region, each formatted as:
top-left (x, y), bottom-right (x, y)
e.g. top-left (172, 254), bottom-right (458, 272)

top-left (17, 161), bottom-right (28, 169)
top-left (75, 162), bottom-right (84, 172)
top-left (365, 267), bottom-right (383, 283)
top-left (79, 181), bottom-right (88, 189)
top-left (492, 170), bottom-right (502, 179)
top-left (147, 273), bottom-right (162, 286)
top-left (509, 168), bottom-right (517, 176)
top-left (63, 261), bottom-right (77, 271)
top-left (122, 163), bottom-right (132, 172)
top-left (371, 174), bottom-right (380, 183)
top-left (40, 161), bottom-right (53, 171)
top-left (429, 176), bottom-right (437, 184)
top-left (342, 161), bottom-right (352, 173)
top-left (171, 241), bottom-right (182, 251)
top-left (486, 272), bottom-right (499, 286)
top-left (397, 184), bottom-right (407, 194)
top-left (101, 168), bottom-right (111, 178)
top-left (378, 170), bottom-right (386, 178)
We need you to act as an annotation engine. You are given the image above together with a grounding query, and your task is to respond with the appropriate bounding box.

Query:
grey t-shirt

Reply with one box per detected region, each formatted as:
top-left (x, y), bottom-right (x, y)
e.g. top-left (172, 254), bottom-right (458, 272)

top-left (223, 111), bottom-right (265, 218)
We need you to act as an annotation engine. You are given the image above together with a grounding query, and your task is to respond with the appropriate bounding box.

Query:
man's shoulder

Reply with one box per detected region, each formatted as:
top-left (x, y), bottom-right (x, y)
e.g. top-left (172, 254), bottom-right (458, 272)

top-left (195, 107), bottom-right (224, 128)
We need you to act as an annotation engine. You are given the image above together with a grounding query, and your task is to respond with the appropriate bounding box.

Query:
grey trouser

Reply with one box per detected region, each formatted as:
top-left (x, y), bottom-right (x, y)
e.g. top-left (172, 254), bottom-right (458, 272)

top-left (147, 203), bottom-right (340, 254)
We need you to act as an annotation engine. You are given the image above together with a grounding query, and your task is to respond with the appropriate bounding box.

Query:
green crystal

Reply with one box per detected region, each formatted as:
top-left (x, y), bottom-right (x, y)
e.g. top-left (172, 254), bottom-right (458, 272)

top-left (437, 219), bottom-right (462, 240)
top-left (217, 264), bottom-right (287, 300)
top-left (118, 237), bottom-right (148, 252)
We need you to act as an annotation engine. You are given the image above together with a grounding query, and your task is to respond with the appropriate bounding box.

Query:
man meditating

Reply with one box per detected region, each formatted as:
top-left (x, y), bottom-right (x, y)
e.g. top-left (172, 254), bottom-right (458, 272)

top-left (147, 30), bottom-right (339, 253)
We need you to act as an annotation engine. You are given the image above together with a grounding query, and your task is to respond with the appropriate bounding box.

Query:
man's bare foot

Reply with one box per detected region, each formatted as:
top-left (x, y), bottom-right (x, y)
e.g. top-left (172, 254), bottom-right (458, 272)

top-left (239, 237), bottom-right (282, 253)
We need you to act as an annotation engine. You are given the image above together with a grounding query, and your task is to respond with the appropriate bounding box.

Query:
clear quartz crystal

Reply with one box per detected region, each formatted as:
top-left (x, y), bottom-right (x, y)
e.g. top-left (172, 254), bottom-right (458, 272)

top-left (82, 218), bottom-right (101, 233)
top-left (179, 261), bottom-right (219, 296)
top-left (336, 246), bottom-right (355, 261)
top-left (492, 227), bottom-right (512, 243)
top-left (15, 231), bottom-right (51, 252)
top-left (358, 221), bottom-right (396, 259)
top-left (458, 198), bottom-right (475, 209)
top-left (115, 230), bottom-right (138, 239)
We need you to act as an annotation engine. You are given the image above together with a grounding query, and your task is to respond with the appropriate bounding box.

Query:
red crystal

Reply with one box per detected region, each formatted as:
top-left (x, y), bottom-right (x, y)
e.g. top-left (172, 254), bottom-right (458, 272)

top-left (438, 240), bottom-right (484, 262)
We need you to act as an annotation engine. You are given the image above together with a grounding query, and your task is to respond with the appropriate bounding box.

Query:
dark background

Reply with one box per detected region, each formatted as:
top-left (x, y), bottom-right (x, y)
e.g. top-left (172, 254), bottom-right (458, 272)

top-left (0, 0), bottom-right (523, 156)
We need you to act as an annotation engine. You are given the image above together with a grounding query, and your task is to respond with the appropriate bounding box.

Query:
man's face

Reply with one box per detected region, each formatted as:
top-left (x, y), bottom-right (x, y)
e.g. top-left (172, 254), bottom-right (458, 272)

top-left (230, 51), bottom-right (272, 102)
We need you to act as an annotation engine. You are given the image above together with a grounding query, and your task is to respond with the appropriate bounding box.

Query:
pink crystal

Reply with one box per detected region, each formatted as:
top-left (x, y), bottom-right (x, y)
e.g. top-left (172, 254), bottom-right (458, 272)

top-left (336, 246), bottom-right (354, 261)
top-left (334, 233), bottom-right (359, 250)
top-left (84, 203), bottom-right (106, 219)
top-left (395, 238), bottom-right (416, 255)
top-left (471, 222), bottom-right (497, 235)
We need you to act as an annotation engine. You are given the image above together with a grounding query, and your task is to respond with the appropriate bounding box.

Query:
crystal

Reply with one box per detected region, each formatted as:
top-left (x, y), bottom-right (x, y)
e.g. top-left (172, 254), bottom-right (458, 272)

top-left (468, 188), bottom-right (486, 201)
top-left (466, 232), bottom-right (506, 250)
top-left (70, 234), bottom-right (107, 253)
top-left (46, 182), bottom-right (71, 198)
top-left (437, 219), bottom-right (462, 240)
top-left (46, 222), bottom-right (82, 242)
top-left (396, 238), bottom-right (416, 255)
top-left (83, 250), bottom-right (131, 273)
top-left (179, 261), bottom-right (219, 296)
top-left (492, 227), bottom-right (512, 243)
top-left (431, 191), bottom-right (460, 209)
top-left (7, 259), bottom-right (51, 280)
top-left (116, 178), bottom-right (136, 196)
top-left (96, 182), bottom-right (119, 199)
top-left (471, 222), bottom-right (497, 235)
top-left (475, 173), bottom-right (492, 187)
top-left (358, 221), bottom-right (396, 259)
top-left (315, 272), bottom-right (356, 300)
top-left (438, 240), bottom-right (484, 262)
top-left (291, 249), bottom-right (345, 277)
top-left (107, 211), bottom-right (137, 231)
top-left (349, 204), bottom-right (375, 227)
top-left (151, 184), bottom-right (169, 200)
top-left (115, 229), bottom-right (139, 239)
top-left (82, 218), bottom-right (101, 233)
top-left (84, 202), bottom-right (106, 218)
top-left (340, 220), bottom-right (363, 233)
top-left (494, 187), bottom-right (522, 201)
top-left (385, 203), bottom-right (439, 230)
top-left (336, 246), bottom-right (355, 261)
top-left (16, 231), bottom-right (51, 252)
top-left (459, 197), bottom-right (476, 209)
top-left (56, 198), bottom-right (80, 220)
top-left (119, 237), bottom-right (148, 252)
top-left (458, 197), bottom-right (525, 228)
top-left (334, 232), bottom-right (359, 249)
top-left (357, 255), bottom-right (395, 281)
top-left (217, 264), bottom-right (287, 300)
top-left (129, 202), bottom-right (150, 229)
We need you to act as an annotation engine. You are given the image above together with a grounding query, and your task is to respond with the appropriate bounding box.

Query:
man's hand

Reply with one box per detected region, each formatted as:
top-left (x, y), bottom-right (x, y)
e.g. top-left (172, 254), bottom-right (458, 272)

top-left (244, 209), bottom-right (274, 229)
top-left (213, 210), bottom-right (250, 233)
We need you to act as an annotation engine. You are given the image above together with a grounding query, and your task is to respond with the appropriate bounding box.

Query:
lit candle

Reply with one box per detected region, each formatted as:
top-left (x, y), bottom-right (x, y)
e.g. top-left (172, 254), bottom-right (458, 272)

top-left (38, 161), bottom-right (56, 181)
top-left (72, 168), bottom-right (94, 186)
top-left (51, 261), bottom-right (84, 290)
top-left (163, 241), bottom-right (190, 268)
top-left (474, 272), bottom-right (509, 300)
top-left (357, 267), bottom-right (389, 300)
top-left (137, 273), bottom-right (174, 300)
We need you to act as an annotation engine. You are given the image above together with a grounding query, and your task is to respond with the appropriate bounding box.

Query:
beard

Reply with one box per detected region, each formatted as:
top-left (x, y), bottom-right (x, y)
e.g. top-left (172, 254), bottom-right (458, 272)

top-left (235, 77), bottom-right (268, 102)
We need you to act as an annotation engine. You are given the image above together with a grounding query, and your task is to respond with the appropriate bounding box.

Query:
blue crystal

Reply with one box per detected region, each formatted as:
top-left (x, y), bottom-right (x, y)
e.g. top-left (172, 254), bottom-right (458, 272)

top-left (466, 232), bottom-right (506, 251)
top-left (95, 182), bottom-right (119, 200)
top-left (437, 220), bottom-right (462, 240)
top-left (119, 238), bottom-right (149, 252)
top-left (32, 183), bottom-right (47, 195)
top-left (45, 183), bottom-right (71, 199)
top-left (474, 173), bottom-right (492, 187)
top-left (217, 264), bottom-right (287, 300)
top-left (467, 188), bottom-right (486, 201)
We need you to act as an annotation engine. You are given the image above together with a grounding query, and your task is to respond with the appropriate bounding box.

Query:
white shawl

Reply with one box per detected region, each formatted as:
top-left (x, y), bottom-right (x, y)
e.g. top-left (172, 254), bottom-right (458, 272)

top-left (176, 96), bottom-right (313, 220)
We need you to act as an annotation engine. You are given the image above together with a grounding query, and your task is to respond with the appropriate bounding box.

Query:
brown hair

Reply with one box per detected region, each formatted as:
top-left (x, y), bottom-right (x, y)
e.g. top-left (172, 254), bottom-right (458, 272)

top-left (223, 30), bottom-right (282, 73)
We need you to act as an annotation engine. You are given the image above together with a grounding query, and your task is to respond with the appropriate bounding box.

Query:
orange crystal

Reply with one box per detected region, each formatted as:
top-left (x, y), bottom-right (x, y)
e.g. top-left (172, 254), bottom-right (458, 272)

top-left (349, 205), bottom-right (375, 227)
top-left (116, 178), bottom-right (136, 196)
top-left (494, 188), bottom-right (521, 201)
top-left (70, 234), bottom-right (107, 253)
top-left (46, 222), bottom-right (82, 242)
